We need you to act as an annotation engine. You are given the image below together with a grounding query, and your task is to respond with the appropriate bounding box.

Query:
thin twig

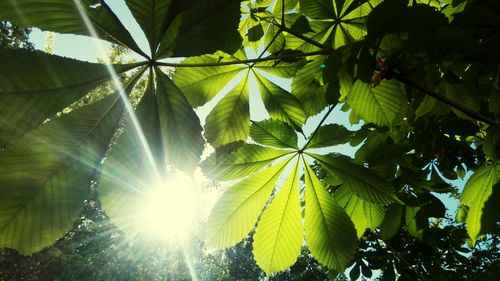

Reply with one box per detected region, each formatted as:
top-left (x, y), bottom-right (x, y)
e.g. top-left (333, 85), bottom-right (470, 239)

top-left (301, 105), bottom-right (335, 151)
top-left (256, 15), bottom-right (328, 50)
top-left (155, 50), bottom-right (329, 68)
top-left (250, 29), bottom-right (282, 68)
top-left (393, 73), bottom-right (500, 126)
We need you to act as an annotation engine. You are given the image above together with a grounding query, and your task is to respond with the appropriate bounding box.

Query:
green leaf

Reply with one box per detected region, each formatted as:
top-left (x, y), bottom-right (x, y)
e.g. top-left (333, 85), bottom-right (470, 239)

top-left (204, 74), bottom-right (251, 148)
top-left (173, 52), bottom-right (247, 107)
top-left (206, 159), bottom-right (290, 248)
top-left (200, 144), bottom-right (292, 181)
top-left (254, 72), bottom-right (306, 128)
top-left (379, 204), bottom-right (403, 240)
top-left (253, 160), bottom-right (302, 274)
top-left (333, 186), bottom-right (385, 238)
top-left (124, 0), bottom-right (172, 52)
top-left (0, 0), bottom-right (146, 56)
top-left (311, 154), bottom-right (398, 205)
top-left (99, 72), bottom-right (164, 237)
top-left (347, 79), bottom-right (405, 126)
top-left (292, 58), bottom-right (328, 116)
top-left (0, 49), bottom-right (141, 146)
top-left (483, 126), bottom-right (500, 162)
top-left (155, 68), bottom-right (204, 172)
top-left (305, 124), bottom-right (353, 149)
top-left (300, 0), bottom-right (334, 20)
top-left (460, 164), bottom-right (500, 244)
top-left (250, 119), bottom-right (298, 149)
top-left (253, 60), bottom-right (302, 78)
top-left (0, 73), bottom-right (140, 253)
top-left (405, 206), bottom-right (423, 239)
top-left (299, 0), bottom-right (372, 49)
top-left (303, 159), bottom-right (357, 270)
top-left (156, 0), bottom-right (242, 58)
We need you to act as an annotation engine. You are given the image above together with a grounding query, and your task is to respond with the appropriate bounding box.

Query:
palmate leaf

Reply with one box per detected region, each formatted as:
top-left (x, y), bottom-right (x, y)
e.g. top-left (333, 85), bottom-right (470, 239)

top-left (200, 144), bottom-right (292, 181)
top-left (254, 72), bottom-right (306, 128)
top-left (173, 50), bottom-right (304, 148)
top-left (99, 72), bottom-right (164, 237)
top-left (405, 206), bottom-right (423, 239)
top-left (206, 159), bottom-right (291, 248)
top-left (156, 0), bottom-right (242, 58)
top-left (124, 0), bottom-right (172, 52)
top-left (0, 72), bottom-right (142, 254)
top-left (303, 159), bottom-right (357, 270)
top-left (291, 57), bottom-right (329, 116)
top-left (305, 124), bottom-right (354, 149)
top-left (347, 79), bottom-right (406, 127)
top-left (173, 51), bottom-right (247, 107)
top-left (311, 153), bottom-right (398, 205)
top-left (0, 49), bottom-right (141, 146)
top-left (155, 68), bottom-right (204, 172)
top-left (0, 0), bottom-right (146, 57)
top-left (460, 164), bottom-right (500, 244)
top-left (253, 159), bottom-right (302, 274)
top-left (295, 0), bottom-right (373, 49)
top-left (250, 119), bottom-right (299, 149)
top-left (333, 186), bottom-right (385, 237)
top-left (379, 204), bottom-right (403, 240)
top-left (204, 74), bottom-right (251, 148)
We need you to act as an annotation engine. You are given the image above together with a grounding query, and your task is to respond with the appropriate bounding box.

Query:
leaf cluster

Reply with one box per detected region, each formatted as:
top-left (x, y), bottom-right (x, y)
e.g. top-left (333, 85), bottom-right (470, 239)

top-left (0, 0), bottom-right (499, 278)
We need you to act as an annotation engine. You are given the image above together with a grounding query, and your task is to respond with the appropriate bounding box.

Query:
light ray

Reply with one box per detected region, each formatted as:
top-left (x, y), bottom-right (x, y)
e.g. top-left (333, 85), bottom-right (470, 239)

top-left (72, 0), bottom-right (161, 183)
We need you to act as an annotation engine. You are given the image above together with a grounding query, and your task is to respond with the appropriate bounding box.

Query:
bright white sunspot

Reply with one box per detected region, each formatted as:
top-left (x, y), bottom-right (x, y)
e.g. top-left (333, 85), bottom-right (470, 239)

top-left (142, 171), bottom-right (201, 242)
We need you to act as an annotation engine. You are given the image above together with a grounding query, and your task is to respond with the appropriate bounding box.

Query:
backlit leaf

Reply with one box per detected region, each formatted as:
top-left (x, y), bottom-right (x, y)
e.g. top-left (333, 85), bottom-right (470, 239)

top-left (333, 186), bottom-right (385, 237)
top-left (173, 52), bottom-right (247, 107)
top-left (0, 0), bottom-right (146, 56)
top-left (204, 74), bottom-right (251, 148)
top-left (305, 124), bottom-right (353, 149)
top-left (460, 164), bottom-right (500, 244)
top-left (292, 58), bottom-right (328, 116)
top-left (303, 159), bottom-right (357, 270)
top-left (155, 68), bottom-right (204, 172)
top-left (312, 153), bottom-right (398, 205)
top-left (99, 72), bottom-right (163, 236)
top-left (253, 160), bottom-right (302, 274)
top-left (206, 159), bottom-right (290, 248)
top-left (0, 49), bottom-right (141, 146)
top-left (250, 119), bottom-right (298, 149)
top-left (0, 73), bottom-right (141, 253)
top-left (125, 0), bottom-right (172, 51)
top-left (201, 144), bottom-right (292, 181)
top-left (254, 72), bottom-right (307, 128)
top-left (156, 0), bottom-right (242, 58)
top-left (347, 79), bottom-right (405, 126)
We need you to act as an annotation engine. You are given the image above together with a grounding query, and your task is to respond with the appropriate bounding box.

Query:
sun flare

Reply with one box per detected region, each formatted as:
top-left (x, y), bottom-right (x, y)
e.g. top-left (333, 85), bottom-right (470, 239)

top-left (142, 171), bottom-right (200, 242)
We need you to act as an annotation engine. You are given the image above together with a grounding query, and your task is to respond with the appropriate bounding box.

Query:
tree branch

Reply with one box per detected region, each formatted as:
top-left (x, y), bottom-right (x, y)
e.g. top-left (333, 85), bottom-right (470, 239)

top-left (155, 50), bottom-right (329, 68)
top-left (256, 15), bottom-right (328, 50)
top-left (250, 29), bottom-right (282, 68)
top-left (301, 105), bottom-right (335, 151)
top-left (393, 73), bottom-right (500, 126)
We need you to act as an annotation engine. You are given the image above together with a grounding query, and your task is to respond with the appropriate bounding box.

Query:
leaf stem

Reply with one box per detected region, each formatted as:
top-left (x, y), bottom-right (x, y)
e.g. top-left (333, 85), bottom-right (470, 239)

top-left (255, 15), bottom-right (328, 50)
top-left (393, 73), bottom-right (500, 126)
top-left (155, 50), bottom-right (329, 67)
top-left (302, 105), bottom-right (336, 150)
top-left (250, 30), bottom-right (282, 68)
top-left (278, 23), bottom-right (329, 50)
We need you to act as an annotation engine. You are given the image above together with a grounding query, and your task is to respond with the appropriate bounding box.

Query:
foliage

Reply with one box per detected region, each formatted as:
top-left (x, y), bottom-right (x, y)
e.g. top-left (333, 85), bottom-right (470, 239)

top-left (0, 0), bottom-right (499, 278)
top-left (0, 21), bottom-right (33, 50)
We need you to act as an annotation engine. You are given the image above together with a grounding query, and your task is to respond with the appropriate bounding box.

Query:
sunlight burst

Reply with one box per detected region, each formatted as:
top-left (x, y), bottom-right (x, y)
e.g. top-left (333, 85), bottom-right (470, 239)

top-left (142, 171), bottom-right (200, 241)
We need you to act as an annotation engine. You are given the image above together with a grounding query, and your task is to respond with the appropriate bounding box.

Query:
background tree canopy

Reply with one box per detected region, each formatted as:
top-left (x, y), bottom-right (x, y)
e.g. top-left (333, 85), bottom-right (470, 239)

top-left (0, 0), bottom-right (499, 280)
